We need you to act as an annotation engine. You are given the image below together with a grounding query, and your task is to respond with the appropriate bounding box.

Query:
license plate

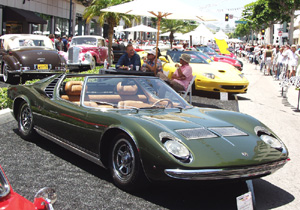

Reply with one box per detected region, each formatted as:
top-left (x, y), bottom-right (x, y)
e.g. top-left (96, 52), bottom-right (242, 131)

top-left (37, 64), bottom-right (48, 69)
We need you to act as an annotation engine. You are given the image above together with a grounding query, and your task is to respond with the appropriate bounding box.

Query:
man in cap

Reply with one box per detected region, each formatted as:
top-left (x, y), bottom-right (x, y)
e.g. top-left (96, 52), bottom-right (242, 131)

top-left (141, 50), bottom-right (162, 74)
top-left (158, 53), bottom-right (193, 92)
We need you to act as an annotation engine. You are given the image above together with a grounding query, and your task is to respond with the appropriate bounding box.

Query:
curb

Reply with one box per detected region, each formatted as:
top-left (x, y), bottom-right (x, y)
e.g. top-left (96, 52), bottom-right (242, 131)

top-left (0, 108), bottom-right (11, 115)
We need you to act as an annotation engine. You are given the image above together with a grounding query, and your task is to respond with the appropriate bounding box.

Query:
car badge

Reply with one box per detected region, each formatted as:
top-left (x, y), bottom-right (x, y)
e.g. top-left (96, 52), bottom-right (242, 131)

top-left (241, 152), bottom-right (249, 157)
top-left (37, 58), bottom-right (45, 62)
top-left (37, 52), bottom-right (43, 55)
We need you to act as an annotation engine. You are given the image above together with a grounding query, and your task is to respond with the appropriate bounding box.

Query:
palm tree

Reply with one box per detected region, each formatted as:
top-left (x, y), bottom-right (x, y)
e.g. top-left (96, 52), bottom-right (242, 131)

top-left (83, 0), bottom-right (139, 65)
top-left (160, 19), bottom-right (198, 49)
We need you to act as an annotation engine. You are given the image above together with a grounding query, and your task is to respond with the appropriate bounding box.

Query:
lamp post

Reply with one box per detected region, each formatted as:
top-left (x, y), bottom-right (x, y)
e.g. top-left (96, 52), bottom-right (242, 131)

top-left (69, 0), bottom-right (72, 36)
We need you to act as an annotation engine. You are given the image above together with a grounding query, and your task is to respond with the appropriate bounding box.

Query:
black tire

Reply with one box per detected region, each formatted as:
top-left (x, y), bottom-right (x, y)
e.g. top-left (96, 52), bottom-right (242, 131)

top-left (3, 61), bottom-right (18, 84)
top-left (109, 133), bottom-right (148, 192)
top-left (17, 101), bottom-right (37, 140)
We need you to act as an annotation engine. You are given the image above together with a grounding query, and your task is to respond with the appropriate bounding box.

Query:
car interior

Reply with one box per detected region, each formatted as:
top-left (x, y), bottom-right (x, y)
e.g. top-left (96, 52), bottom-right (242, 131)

top-left (59, 79), bottom-right (174, 109)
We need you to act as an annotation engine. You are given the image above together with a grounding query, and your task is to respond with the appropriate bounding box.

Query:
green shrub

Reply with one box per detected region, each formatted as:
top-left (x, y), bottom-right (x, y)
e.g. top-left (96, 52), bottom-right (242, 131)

top-left (0, 87), bottom-right (12, 110)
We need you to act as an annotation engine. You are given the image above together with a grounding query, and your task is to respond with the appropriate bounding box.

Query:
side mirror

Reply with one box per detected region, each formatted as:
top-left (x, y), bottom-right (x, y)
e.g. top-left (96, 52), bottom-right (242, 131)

top-left (159, 56), bottom-right (168, 63)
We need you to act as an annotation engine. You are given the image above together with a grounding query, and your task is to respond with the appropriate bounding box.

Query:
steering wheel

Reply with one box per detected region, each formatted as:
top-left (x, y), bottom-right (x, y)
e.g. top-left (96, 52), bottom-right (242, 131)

top-left (152, 99), bottom-right (174, 108)
top-left (172, 48), bottom-right (178, 51)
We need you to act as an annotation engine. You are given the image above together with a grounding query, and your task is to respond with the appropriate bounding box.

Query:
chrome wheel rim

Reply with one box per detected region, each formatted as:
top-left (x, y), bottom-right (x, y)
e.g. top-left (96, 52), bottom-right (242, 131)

top-left (90, 57), bottom-right (96, 70)
top-left (20, 105), bottom-right (32, 134)
top-left (112, 139), bottom-right (135, 181)
top-left (3, 63), bottom-right (9, 82)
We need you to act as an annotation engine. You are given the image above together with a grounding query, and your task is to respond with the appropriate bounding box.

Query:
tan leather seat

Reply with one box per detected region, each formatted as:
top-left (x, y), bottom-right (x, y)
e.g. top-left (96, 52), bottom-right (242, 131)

top-left (61, 81), bottom-right (83, 102)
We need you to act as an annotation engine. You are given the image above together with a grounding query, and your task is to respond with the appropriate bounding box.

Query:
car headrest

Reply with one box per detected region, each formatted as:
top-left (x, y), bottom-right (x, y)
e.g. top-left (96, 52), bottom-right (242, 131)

top-left (65, 81), bottom-right (83, 96)
top-left (117, 82), bottom-right (138, 96)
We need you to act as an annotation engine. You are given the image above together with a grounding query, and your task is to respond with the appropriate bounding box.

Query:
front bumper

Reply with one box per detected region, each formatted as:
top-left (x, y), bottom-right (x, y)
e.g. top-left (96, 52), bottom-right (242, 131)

top-left (164, 159), bottom-right (289, 180)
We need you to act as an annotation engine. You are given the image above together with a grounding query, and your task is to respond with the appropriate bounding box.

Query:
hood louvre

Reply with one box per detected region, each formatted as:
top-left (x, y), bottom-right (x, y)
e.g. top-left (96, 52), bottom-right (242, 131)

top-left (44, 75), bottom-right (64, 98)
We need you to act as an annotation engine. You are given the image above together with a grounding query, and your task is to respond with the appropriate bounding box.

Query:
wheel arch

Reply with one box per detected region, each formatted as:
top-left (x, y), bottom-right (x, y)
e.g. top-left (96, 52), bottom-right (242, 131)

top-left (99, 126), bottom-right (148, 168)
top-left (3, 55), bottom-right (19, 70)
top-left (12, 96), bottom-right (30, 120)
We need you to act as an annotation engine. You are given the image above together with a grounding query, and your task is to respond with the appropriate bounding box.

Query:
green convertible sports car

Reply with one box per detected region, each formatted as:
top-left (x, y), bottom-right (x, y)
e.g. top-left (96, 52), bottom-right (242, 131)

top-left (7, 74), bottom-right (289, 192)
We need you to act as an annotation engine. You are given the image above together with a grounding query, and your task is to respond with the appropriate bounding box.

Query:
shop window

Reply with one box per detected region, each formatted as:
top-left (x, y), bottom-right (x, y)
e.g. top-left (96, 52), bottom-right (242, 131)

top-left (6, 21), bottom-right (22, 34)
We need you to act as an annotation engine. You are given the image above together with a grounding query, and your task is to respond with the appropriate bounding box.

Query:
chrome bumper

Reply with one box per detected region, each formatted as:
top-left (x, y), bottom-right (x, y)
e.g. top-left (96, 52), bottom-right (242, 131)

top-left (164, 159), bottom-right (289, 180)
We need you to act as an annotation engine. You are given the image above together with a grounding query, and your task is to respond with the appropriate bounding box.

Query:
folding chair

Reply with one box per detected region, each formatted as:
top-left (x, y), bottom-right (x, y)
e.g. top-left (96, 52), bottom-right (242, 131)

top-left (179, 75), bottom-right (196, 104)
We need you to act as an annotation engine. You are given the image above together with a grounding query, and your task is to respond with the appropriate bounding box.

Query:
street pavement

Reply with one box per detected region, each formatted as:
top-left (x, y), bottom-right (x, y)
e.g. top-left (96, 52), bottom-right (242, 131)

top-left (238, 59), bottom-right (300, 210)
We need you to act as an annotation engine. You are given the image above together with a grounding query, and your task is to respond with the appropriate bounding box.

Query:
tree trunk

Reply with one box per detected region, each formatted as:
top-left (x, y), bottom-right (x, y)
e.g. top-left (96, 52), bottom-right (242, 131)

top-left (170, 32), bottom-right (174, 49)
top-left (107, 19), bottom-right (115, 65)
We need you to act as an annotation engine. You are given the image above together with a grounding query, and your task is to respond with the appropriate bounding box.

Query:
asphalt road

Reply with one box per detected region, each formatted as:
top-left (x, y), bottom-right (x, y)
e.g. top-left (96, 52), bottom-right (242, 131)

top-left (0, 66), bottom-right (296, 210)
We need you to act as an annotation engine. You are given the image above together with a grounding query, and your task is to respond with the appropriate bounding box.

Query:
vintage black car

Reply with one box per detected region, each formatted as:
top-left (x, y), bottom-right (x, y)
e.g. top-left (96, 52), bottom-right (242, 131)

top-left (0, 34), bottom-right (66, 84)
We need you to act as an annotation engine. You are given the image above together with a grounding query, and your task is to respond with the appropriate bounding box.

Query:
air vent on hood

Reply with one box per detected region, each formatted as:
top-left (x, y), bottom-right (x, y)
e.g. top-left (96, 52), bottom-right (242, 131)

top-left (209, 127), bottom-right (248, 137)
top-left (44, 75), bottom-right (64, 98)
top-left (176, 128), bottom-right (218, 140)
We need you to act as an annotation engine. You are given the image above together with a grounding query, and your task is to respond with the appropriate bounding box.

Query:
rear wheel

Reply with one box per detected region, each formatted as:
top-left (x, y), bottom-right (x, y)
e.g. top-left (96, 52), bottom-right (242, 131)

top-left (3, 61), bottom-right (18, 84)
top-left (109, 133), bottom-right (148, 192)
top-left (17, 101), bottom-right (37, 140)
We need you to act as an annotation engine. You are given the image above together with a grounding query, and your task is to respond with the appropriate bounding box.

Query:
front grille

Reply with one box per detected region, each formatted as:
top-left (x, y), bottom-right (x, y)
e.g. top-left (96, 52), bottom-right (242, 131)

top-left (68, 46), bottom-right (80, 63)
top-left (220, 85), bottom-right (246, 90)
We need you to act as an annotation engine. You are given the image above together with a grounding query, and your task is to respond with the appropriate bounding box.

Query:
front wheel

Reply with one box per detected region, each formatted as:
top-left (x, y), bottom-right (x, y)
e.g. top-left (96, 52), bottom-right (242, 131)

top-left (17, 101), bottom-right (37, 140)
top-left (109, 133), bottom-right (148, 192)
top-left (90, 57), bottom-right (96, 70)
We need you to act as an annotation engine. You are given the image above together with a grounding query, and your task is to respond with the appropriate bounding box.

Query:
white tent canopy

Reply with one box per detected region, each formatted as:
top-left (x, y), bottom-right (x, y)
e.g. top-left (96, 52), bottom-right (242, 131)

top-left (215, 30), bottom-right (228, 40)
top-left (174, 24), bottom-right (214, 45)
top-left (122, 24), bottom-right (158, 32)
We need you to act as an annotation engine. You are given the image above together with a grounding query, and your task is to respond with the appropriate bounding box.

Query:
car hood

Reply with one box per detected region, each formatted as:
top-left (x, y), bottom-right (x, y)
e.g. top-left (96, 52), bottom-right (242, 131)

top-left (130, 108), bottom-right (287, 167)
top-left (189, 63), bottom-right (246, 82)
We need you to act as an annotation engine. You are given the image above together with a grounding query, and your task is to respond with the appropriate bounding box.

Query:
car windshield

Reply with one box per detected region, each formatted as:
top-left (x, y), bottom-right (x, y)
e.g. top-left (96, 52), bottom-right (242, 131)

top-left (197, 46), bottom-right (217, 54)
top-left (81, 76), bottom-right (191, 110)
top-left (167, 51), bottom-right (209, 64)
top-left (71, 37), bottom-right (97, 46)
top-left (7, 36), bottom-right (54, 49)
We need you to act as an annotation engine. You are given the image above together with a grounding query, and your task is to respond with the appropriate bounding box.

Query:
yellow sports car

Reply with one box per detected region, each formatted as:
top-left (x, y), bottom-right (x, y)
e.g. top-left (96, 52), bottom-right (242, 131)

top-left (159, 50), bottom-right (249, 93)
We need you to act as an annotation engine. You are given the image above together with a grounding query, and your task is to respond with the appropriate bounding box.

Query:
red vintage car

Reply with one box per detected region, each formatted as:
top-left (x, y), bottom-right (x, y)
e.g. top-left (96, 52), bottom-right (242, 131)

top-left (0, 165), bottom-right (56, 210)
top-left (60, 35), bottom-right (110, 71)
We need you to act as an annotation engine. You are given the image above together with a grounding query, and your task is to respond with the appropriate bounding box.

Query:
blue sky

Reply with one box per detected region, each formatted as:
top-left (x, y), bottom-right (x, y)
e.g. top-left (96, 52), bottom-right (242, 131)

top-left (186, 0), bottom-right (255, 27)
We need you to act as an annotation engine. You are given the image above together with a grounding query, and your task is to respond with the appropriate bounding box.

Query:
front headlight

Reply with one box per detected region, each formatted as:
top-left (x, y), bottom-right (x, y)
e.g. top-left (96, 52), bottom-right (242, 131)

top-left (84, 53), bottom-right (91, 59)
top-left (164, 140), bottom-right (190, 160)
top-left (203, 73), bottom-right (215, 79)
top-left (260, 135), bottom-right (283, 149)
top-left (159, 132), bottom-right (192, 163)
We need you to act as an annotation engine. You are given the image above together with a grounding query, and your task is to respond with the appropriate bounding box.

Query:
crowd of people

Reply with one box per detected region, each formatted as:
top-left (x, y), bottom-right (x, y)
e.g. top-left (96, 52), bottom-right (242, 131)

top-left (235, 43), bottom-right (300, 80)
top-left (49, 34), bottom-right (72, 52)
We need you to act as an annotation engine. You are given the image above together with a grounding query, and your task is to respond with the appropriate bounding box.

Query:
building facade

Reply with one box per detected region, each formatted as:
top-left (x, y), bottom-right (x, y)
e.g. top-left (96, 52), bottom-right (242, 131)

top-left (0, 0), bottom-right (103, 37)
